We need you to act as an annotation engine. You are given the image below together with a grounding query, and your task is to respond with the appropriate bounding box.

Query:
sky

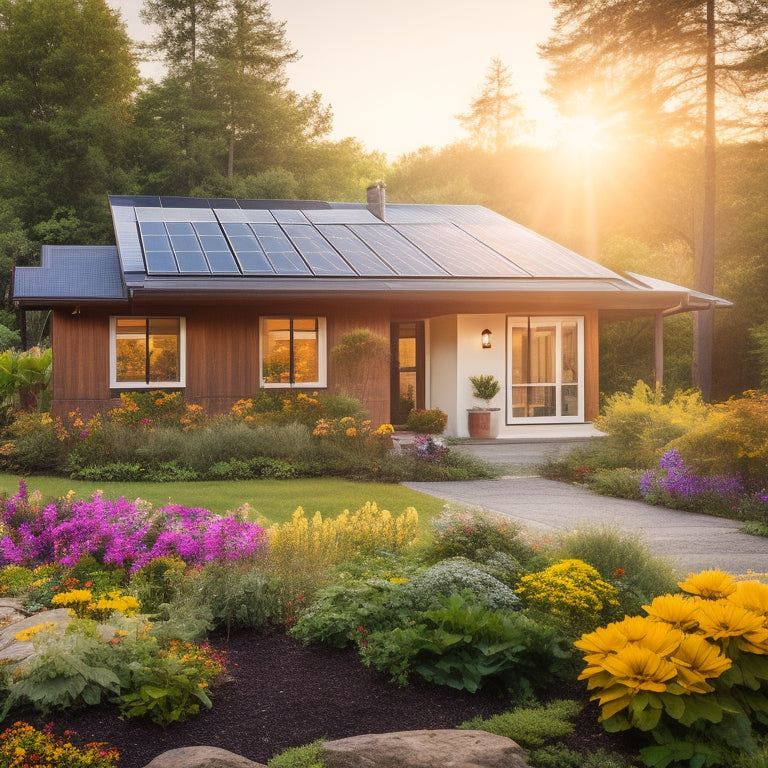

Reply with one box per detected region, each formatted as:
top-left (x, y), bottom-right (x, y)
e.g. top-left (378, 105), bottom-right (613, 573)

top-left (109, 0), bottom-right (558, 159)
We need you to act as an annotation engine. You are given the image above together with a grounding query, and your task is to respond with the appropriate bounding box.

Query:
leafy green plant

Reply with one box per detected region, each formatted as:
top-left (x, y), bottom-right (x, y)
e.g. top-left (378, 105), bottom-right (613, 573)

top-left (1, 624), bottom-right (122, 718)
top-left (289, 578), bottom-right (418, 648)
top-left (120, 653), bottom-right (214, 726)
top-left (460, 699), bottom-right (580, 748)
top-left (362, 592), bottom-right (562, 693)
top-left (406, 408), bottom-right (448, 434)
top-left (469, 374), bottom-right (501, 405)
top-left (330, 329), bottom-right (389, 404)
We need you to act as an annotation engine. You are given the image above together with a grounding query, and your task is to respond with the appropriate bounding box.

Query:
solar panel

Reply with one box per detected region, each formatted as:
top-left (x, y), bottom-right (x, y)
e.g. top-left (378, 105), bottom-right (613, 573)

top-left (394, 223), bottom-right (528, 277)
top-left (220, 222), bottom-right (274, 274)
top-left (251, 223), bottom-right (310, 274)
top-left (316, 225), bottom-right (395, 276)
top-left (305, 209), bottom-right (380, 225)
top-left (281, 225), bottom-right (354, 276)
top-left (272, 209), bottom-right (309, 225)
top-left (349, 225), bottom-right (447, 276)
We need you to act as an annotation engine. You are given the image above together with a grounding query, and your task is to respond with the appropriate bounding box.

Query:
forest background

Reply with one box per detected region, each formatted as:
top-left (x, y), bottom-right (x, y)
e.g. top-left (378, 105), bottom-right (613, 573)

top-left (2, 0), bottom-right (768, 403)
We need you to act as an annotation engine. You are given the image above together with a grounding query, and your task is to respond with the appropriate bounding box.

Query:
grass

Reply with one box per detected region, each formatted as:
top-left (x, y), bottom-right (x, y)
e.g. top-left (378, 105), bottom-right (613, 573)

top-left (0, 473), bottom-right (447, 528)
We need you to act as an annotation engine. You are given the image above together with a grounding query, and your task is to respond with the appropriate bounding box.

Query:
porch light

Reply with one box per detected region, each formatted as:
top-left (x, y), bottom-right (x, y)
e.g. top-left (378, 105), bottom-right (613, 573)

top-left (481, 328), bottom-right (492, 349)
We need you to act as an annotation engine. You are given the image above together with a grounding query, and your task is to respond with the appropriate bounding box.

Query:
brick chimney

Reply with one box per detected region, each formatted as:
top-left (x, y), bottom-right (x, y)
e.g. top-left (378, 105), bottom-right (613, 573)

top-left (366, 182), bottom-right (386, 221)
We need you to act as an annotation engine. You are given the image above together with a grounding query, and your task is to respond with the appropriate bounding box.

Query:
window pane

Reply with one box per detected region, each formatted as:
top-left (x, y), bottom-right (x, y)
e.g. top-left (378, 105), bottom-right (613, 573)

top-left (561, 321), bottom-right (578, 383)
top-left (511, 325), bottom-right (528, 385)
top-left (148, 318), bottom-right (180, 382)
top-left (262, 318), bottom-right (291, 383)
top-left (530, 325), bottom-right (555, 383)
top-left (293, 320), bottom-right (318, 383)
top-left (115, 318), bottom-right (146, 383)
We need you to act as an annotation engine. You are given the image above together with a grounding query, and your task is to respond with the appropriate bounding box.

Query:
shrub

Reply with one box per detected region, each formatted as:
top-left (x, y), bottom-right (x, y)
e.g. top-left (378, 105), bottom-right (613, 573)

top-left (553, 527), bottom-right (678, 617)
top-left (129, 556), bottom-right (188, 613)
top-left (168, 562), bottom-right (283, 634)
top-left (0, 721), bottom-right (119, 768)
top-left (585, 468), bottom-right (646, 500)
top-left (594, 381), bottom-right (708, 468)
top-left (406, 408), bottom-right (448, 434)
top-left (0, 564), bottom-right (36, 595)
top-left (1, 411), bottom-right (70, 473)
top-left (517, 559), bottom-right (620, 634)
top-left (428, 508), bottom-right (533, 565)
top-left (575, 570), bottom-right (768, 768)
top-left (670, 390), bottom-right (768, 486)
top-left (460, 698), bottom-right (580, 748)
top-left (406, 557), bottom-right (520, 611)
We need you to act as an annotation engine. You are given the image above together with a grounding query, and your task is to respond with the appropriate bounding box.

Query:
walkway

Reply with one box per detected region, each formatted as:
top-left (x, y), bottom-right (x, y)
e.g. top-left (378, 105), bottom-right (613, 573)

top-left (403, 440), bottom-right (768, 577)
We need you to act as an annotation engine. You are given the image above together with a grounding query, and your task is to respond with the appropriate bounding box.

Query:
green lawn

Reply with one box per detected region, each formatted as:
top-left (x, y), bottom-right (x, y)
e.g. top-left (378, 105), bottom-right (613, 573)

top-left (0, 473), bottom-right (447, 527)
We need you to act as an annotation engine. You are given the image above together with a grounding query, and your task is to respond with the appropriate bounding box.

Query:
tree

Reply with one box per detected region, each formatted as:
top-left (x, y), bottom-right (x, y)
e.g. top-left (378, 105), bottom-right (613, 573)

top-left (457, 58), bottom-right (528, 153)
top-left (137, 0), bottom-right (333, 189)
top-left (540, 0), bottom-right (768, 400)
top-left (0, 0), bottom-right (139, 241)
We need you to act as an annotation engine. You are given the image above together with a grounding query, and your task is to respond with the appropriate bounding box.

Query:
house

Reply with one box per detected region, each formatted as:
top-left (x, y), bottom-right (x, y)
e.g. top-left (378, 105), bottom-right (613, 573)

top-left (12, 187), bottom-right (730, 438)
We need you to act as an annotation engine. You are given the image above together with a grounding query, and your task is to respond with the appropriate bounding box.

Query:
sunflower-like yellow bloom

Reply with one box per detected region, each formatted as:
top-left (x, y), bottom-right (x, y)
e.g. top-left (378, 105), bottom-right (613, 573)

top-left (696, 599), bottom-right (768, 654)
top-left (670, 633), bottom-right (732, 694)
top-left (575, 622), bottom-right (630, 658)
top-left (600, 644), bottom-right (678, 693)
top-left (679, 570), bottom-right (737, 600)
top-left (644, 593), bottom-right (701, 632)
top-left (730, 580), bottom-right (768, 618)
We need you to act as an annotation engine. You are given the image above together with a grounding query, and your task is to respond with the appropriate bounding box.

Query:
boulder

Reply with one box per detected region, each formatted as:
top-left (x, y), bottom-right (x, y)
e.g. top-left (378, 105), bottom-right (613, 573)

top-left (0, 608), bottom-right (71, 667)
top-left (322, 729), bottom-right (532, 768)
top-left (141, 746), bottom-right (268, 768)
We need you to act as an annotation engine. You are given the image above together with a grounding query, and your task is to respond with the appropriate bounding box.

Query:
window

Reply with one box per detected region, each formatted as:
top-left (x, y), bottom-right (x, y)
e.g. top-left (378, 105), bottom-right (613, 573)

top-left (260, 317), bottom-right (327, 387)
top-left (110, 317), bottom-right (185, 388)
top-left (507, 316), bottom-right (583, 421)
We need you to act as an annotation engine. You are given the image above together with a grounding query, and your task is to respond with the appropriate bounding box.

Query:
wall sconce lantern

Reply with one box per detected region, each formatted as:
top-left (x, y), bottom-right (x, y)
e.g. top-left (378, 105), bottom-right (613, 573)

top-left (481, 328), bottom-right (492, 349)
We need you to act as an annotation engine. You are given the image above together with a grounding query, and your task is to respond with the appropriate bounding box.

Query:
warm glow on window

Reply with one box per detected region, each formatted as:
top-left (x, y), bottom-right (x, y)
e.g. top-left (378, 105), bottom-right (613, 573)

top-left (112, 317), bottom-right (184, 387)
top-left (261, 317), bottom-right (326, 387)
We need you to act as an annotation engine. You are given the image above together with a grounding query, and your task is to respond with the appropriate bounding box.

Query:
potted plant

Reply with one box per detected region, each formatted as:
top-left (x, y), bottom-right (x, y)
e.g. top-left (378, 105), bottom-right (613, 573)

top-left (467, 374), bottom-right (501, 439)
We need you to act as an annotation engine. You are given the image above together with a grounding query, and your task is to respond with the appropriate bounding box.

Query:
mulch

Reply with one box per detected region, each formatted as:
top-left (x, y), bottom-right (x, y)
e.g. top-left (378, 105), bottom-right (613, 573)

top-left (23, 628), bottom-right (641, 768)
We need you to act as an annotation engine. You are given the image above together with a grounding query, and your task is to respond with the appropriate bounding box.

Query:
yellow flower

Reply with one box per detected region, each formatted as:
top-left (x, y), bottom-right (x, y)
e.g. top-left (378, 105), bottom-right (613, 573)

top-left (670, 633), bottom-right (731, 693)
top-left (644, 593), bottom-right (701, 632)
top-left (729, 579), bottom-right (768, 618)
top-left (679, 569), bottom-right (737, 600)
top-left (696, 599), bottom-right (768, 654)
top-left (600, 644), bottom-right (677, 693)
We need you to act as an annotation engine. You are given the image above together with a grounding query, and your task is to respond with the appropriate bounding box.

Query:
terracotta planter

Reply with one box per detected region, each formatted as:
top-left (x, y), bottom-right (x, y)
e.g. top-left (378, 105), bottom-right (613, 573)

top-left (467, 408), bottom-right (500, 439)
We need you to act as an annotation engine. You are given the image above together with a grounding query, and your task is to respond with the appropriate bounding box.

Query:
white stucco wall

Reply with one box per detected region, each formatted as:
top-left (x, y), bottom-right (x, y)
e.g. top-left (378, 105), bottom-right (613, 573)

top-left (427, 313), bottom-right (507, 438)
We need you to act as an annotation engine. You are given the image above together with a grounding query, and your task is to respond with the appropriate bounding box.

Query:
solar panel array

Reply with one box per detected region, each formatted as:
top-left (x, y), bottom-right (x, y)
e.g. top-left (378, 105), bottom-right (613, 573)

top-left (109, 196), bottom-right (609, 280)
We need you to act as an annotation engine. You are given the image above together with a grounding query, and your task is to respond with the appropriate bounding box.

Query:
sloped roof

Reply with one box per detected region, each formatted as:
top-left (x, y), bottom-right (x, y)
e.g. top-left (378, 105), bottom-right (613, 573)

top-left (12, 196), bottom-right (731, 314)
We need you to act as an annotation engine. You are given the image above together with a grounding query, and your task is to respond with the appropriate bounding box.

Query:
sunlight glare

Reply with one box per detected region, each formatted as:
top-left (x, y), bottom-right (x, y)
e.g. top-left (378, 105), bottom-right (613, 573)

top-left (559, 114), bottom-right (604, 153)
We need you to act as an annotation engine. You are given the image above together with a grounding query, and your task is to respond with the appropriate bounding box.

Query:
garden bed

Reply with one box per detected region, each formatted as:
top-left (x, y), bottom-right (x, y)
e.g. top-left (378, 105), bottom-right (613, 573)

top-left (25, 627), bottom-right (638, 768)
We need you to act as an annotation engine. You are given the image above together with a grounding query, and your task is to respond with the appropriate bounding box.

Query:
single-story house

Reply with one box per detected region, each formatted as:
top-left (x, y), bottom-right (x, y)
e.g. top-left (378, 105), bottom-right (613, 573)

top-left (12, 186), bottom-right (730, 438)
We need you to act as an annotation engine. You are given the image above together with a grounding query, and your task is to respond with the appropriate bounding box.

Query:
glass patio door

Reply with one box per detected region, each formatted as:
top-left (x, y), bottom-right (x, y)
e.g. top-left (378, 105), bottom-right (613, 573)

top-left (507, 317), bottom-right (583, 422)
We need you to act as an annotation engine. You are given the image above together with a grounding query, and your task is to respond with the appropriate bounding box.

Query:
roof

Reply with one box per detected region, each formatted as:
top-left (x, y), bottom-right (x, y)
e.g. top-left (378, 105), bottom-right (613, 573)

top-left (12, 195), bottom-right (731, 313)
top-left (13, 245), bottom-right (125, 302)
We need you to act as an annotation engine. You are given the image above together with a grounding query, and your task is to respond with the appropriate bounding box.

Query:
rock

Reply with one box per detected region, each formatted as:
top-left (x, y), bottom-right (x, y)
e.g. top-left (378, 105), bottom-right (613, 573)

top-left (0, 608), bottom-right (71, 666)
top-left (141, 746), bottom-right (268, 768)
top-left (322, 729), bottom-right (532, 768)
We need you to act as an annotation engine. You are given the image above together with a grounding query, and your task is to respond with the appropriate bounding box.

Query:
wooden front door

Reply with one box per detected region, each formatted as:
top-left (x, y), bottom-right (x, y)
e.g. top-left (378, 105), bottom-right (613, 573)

top-left (390, 321), bottom-right (424, 425)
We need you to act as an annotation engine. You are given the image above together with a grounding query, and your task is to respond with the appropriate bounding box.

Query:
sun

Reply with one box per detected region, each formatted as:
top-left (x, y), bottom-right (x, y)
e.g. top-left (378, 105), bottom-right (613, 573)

top-left (558, 114), bottom-right (605, 154)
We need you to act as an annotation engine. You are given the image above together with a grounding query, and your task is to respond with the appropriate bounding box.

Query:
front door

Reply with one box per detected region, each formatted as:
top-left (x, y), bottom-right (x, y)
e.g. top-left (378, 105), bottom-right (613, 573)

top-left (390, 321), bottom-right (425, 425)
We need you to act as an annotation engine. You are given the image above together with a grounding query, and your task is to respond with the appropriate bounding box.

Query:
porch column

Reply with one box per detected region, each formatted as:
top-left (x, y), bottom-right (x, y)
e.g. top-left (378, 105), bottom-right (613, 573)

top-left (654, 312), bottom-right (664, 388)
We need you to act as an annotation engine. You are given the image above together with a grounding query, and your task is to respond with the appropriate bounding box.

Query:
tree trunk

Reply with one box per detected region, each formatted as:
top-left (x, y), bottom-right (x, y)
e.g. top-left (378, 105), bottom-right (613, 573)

top-left (693, 0), bottom-right (716, 400)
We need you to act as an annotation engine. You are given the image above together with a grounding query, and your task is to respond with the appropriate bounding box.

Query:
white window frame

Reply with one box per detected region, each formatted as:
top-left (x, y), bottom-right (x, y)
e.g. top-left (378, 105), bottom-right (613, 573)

top-left (506, 316), bottom-right (584, 423)
top-left (109, 316), bottom-right (186, 389)
top-left (259, 316), bottom-right (327, 388)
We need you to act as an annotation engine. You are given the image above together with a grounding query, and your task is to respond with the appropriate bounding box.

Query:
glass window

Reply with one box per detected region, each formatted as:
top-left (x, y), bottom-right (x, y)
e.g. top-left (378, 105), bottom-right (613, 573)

top-left (508, 317), bottom-right (583, 421)
top-left (111, 317), bottom-right (185, 388)
top-left (261, 317), bottom-right (326, 387)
